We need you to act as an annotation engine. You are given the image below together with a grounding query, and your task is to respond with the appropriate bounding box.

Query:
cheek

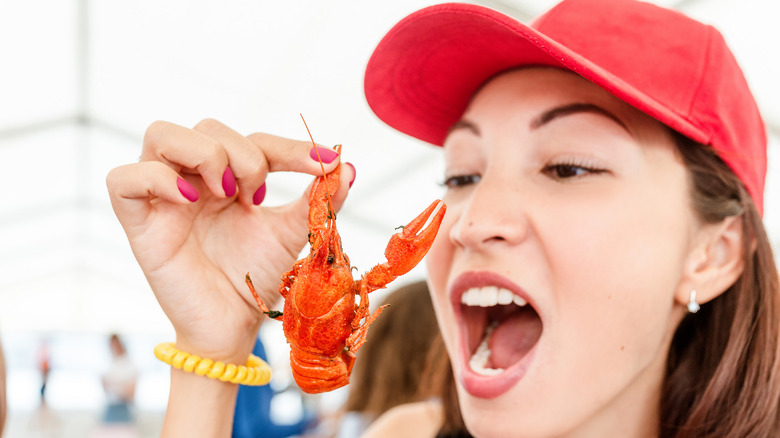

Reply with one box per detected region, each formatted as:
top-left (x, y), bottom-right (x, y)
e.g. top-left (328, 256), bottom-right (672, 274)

top-left (545, 196), bottom-right (691, 364)
top-left (555, 220), bottom-right (684, 306)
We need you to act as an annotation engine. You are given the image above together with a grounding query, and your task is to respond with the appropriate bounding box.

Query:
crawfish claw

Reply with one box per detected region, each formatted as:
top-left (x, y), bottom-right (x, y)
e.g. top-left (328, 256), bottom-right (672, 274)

top-left (386, 199), bottom-right (446, 270)
top-left (398, 199), bottom-right (445, 240)
top-left (365, 200), bottom-right (446, 289)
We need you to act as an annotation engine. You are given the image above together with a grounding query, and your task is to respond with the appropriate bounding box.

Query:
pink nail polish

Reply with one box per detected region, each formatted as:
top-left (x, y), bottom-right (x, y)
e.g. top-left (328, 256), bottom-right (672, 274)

top-left (222, 166), bottom-right (236, 197)
top-left (253, 183), bottom-right (267, 206)
top-left (309, 146), bottom-right (339, 164)
top-left (177, 177), bottom-right (199, 202)
top-left (345, 162), bottom-right (356, 188)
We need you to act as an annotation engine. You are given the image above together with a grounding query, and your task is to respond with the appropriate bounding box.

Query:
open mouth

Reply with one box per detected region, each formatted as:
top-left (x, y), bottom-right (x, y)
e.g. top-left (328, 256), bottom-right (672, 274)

top-left (460, 286), bottom-right (543, 376)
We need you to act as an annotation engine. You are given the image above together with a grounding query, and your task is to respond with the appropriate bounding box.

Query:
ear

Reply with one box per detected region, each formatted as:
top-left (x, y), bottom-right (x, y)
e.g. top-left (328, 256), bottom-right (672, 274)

top-left (675, 215), bottom-right (746, 309)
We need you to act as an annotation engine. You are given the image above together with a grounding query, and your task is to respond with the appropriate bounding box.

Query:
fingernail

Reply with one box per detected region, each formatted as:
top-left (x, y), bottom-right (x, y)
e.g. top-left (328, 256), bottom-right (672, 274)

top-left (345, 162), bottom-right (356, 188)
top-left (253, 183), bottom-right (267, 206)
top-left (309, 146), bottom-right (339, 164)
top-left (222, 166), bottom-right (236, 197)
top-left (177, 177), bottom-right (199, 202)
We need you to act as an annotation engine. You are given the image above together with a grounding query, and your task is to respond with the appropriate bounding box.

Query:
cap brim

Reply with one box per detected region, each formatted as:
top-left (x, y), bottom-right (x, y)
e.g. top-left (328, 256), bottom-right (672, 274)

top-left (364, 3), bottom-right (707, 146)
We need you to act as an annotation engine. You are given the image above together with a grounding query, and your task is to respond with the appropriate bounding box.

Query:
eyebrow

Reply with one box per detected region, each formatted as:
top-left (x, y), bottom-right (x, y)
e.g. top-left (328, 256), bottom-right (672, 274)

top-left (448, 119), bottom-right (481, 137)
top-left (530, 102), bottom-right (629, 132)
top-left (447, 102), bottom-right (629, 139)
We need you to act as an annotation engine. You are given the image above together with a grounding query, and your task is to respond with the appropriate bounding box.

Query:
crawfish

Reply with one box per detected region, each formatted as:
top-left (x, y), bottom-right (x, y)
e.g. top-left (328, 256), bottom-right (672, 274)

top-left (246, 120), bottom-right (446, 394)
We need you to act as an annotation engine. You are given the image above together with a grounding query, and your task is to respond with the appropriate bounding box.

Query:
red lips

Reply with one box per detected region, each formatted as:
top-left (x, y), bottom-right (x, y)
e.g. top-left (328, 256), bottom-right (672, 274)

top-left (450, 270), bottom-right (543, 398)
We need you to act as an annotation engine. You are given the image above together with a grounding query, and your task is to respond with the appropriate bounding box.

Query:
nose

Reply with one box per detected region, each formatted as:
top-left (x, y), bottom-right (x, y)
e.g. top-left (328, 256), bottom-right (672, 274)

top-left (449, 175), bottom-right (529, 250)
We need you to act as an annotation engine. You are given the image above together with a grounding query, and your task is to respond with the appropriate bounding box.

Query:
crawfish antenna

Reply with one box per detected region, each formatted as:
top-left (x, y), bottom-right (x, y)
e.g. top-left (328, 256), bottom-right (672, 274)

top-left (301, 113), bottom-right (328, 181)
top-left (300, 113), bottom-right (335, 220)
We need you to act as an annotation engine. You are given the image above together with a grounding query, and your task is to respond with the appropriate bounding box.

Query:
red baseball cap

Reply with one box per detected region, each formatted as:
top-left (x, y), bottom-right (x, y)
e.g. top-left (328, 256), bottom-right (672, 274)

top-left (364, 0), bottom-right (767, 213)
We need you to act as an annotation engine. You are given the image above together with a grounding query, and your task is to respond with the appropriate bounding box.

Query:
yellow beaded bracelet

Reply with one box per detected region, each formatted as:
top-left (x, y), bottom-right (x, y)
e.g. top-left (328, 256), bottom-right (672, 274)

top-left (154, 342), bottom-right (272, 386)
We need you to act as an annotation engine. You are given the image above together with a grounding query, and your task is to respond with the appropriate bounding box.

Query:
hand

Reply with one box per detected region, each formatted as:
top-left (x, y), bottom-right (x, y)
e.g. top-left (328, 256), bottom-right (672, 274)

top-left (106, 118), bottom-right (353, 363)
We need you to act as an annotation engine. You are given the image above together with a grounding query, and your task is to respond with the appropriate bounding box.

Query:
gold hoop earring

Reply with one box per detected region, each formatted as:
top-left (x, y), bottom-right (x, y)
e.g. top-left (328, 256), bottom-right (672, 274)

top-left (687, 289), bottom-right (700, 313)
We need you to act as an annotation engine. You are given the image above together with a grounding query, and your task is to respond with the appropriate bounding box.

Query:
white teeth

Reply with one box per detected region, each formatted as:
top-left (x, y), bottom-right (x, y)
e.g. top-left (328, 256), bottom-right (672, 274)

top-left (479, 286), bottom-right (498, 307)
top-left (497, 288), bottom-right (514, 305)
top-left (469, 321), bottom-right (504, 376)
top-left (464, 289), bottom-right (481, 306)
top-left (461, 286), bottom-right (527, 308)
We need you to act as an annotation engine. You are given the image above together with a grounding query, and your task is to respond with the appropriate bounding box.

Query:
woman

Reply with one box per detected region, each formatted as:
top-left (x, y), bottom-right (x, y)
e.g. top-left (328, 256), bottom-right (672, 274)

top-left (364, 67), bottom-right (777, 438)
top-left (106, 0), bottom-right (779, 437)
top-left (101, 334), bottom-right (138, 423)
top-left (361, 2), bottom-right (780, 436)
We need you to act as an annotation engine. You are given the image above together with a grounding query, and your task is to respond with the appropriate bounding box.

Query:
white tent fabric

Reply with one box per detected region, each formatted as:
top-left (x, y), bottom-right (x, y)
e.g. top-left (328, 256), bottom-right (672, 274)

top-left (0, 2), bottom-right (778, 423)
top-left (1, 0), bottom-right (777, 336)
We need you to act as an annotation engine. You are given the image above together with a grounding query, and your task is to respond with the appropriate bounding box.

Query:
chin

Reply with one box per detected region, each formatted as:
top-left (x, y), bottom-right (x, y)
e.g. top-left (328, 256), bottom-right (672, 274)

top-left (459, 393), bottom-right (583, 438)
top-left (458, 393), bottom-right (552, 438)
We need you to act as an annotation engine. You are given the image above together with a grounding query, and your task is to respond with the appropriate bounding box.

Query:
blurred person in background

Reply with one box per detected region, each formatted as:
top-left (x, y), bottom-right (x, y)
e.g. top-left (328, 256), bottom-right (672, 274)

top-left (37, 338), bottom-right (51, 405)
top-left (329, 280), bottom-right (440, 438)
top-left (362, 332), bottom-right (465, 438)
top-left (101, 333), bottom-right (138, 424)
top-left (29, 337), bottom-right (60, 436)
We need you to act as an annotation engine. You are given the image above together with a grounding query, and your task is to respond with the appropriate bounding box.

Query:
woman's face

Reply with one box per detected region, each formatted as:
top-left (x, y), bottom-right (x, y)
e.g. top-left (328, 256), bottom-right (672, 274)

top-left (426, 68), bottom-right (696, 437)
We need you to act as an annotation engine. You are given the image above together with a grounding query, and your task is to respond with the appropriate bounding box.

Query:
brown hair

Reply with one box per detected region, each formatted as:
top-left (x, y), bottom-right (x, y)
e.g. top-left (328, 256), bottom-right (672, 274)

top-left (110, 333), bottom-right (127, 356)
top-left (419, 333), bottom-right (468, 436)
top-left (343, 280), bottom-right (441, 417)
top-left (660, 133), bottom-right (780, 437)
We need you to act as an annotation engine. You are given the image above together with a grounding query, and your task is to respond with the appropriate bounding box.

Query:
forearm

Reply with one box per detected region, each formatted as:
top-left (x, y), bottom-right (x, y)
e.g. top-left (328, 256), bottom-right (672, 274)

top-left (159, 337), bottom-right (256, 438)
top-left (161, 366), bottom-right (239, 437)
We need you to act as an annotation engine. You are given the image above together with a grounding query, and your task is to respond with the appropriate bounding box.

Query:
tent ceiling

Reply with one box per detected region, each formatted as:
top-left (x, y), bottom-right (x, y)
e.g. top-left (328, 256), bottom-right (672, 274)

top-left (0, 0), bottom-right (777, 335)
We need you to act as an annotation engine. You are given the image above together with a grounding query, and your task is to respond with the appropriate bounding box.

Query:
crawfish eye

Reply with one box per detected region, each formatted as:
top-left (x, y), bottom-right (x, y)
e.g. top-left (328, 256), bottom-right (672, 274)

top-left (327, 254), bottom-right (335, 264)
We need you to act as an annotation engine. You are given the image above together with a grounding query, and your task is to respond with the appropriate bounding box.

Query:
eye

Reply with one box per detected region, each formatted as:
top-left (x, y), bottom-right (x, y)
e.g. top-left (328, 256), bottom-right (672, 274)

top-left (441, 174), bottom-right (481, 189)
top-left (543, 161), bottom-right (607, 180)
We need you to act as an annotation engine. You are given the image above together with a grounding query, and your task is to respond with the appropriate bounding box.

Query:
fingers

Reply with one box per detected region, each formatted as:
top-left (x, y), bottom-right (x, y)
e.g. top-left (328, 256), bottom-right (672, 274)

top-left (139, 119), bottom-right (344, 208)
top-left (193, 119), bottom-right (268, 207)
top-left (141, 120), bottom-right (230, 200)
top-left (247, 132), bottom-right (340, 175)
top-left (106, 161), bottom-right (195, 229)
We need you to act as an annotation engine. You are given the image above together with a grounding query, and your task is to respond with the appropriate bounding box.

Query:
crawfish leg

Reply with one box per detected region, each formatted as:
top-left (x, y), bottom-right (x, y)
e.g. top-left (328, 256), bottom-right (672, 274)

top-left (352, 280), bottom-right (370, 331)
top-left (347, 303), bottom-right (388, 353)
top-left (347, 278), bottom-right (386, 352)
top-left (245, 274), bottom-right (283, 320)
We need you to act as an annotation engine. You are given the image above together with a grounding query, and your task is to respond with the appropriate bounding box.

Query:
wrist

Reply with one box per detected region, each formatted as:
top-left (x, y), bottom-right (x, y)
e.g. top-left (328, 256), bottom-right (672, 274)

top-left (157, 341), bottom-right (272, 437)
top-left (174, 323), bottom-right (260, 366)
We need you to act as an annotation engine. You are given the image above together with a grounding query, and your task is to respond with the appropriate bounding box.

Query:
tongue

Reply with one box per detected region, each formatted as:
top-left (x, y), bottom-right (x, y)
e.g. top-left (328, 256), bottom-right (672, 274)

top-left (488, 310), bottom-right (542, 369)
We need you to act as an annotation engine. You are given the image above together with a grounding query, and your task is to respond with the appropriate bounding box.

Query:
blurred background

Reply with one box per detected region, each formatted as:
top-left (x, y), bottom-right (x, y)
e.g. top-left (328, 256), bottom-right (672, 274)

top-left (0, 0), bottom-right (777, 436)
